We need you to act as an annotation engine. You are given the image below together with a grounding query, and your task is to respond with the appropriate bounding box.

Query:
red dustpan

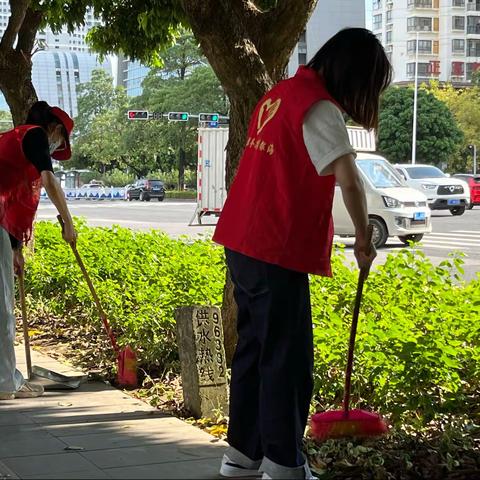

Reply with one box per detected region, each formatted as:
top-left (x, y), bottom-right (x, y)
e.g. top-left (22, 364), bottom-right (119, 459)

top-left (58, 216), bottom-right (138, 388)
top-left (311, 225), bottom-right (388, 440)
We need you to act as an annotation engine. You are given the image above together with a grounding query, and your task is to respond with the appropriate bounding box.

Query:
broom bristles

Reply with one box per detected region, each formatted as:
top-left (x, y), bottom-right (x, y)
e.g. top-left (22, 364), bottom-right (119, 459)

top-left (311, 408), bottom-right (388, 440)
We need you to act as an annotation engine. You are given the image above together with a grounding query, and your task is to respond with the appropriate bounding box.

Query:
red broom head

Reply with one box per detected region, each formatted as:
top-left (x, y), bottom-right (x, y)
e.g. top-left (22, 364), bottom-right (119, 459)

top-left (117, 346), bottom-right (138, 388)
top-left (311, 409), bottom-right (389, 441)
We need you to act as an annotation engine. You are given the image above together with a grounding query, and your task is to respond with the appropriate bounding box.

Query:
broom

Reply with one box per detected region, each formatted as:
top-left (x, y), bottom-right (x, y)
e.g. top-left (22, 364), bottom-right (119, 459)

top-left (58, 216), bottom-right (138, 388)
top-left (311, 225), bottom-right (388, 440)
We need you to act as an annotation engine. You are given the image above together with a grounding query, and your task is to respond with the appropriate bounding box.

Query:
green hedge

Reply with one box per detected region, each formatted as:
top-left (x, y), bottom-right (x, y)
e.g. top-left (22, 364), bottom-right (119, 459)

top-left (26, 221), bottom-right (479, 425)
top-left (166, 190), bottom-right (196, 199)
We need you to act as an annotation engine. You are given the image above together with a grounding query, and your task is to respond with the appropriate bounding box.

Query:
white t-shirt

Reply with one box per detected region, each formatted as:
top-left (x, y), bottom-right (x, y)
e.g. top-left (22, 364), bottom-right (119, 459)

top-left (302, 100), bottom-right (356, 175)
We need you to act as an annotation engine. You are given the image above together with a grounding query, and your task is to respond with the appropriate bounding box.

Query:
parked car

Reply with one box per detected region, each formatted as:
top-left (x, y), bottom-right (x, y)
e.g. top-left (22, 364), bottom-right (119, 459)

top-left (126, 179), bottom-right (166, 202)
top-left (394, 164), bottom-right (470, 216)
top-left (453, 174), bottom-right (480, 209)
top-left (78, 182), bottom-right (106, 198)
top-left (333, 153), bottom-right (431, 248)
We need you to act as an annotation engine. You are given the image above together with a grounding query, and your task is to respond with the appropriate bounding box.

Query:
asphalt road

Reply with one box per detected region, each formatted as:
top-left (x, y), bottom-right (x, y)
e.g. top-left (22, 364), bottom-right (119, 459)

top-left (37, 199), bottom-right (480, 281)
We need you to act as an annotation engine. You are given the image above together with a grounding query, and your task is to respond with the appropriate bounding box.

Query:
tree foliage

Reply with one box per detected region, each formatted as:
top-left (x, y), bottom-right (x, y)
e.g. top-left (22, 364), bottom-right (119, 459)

top-left (378, 86), bottom-right (463, 168)
top-left (429, 80), bottom-right (480, 172)
top-left (70, 43), bottom-right (226, 182)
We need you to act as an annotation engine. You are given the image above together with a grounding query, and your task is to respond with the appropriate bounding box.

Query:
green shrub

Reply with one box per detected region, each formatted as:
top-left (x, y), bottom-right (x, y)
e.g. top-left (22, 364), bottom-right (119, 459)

top-left (310, 247), bottom-right (480, 424)
top-left (26, 222), bottom-right (480, 425)
top-left (27, 220), bottom-right (225, 369)
top-left (101, 169), bottom-right (136, 187)
top-left (166, 190), bottom-right (196, 199)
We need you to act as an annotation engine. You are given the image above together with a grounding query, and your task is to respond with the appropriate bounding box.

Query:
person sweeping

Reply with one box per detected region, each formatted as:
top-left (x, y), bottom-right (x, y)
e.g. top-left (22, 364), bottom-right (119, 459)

top-left (0, 101), bottom-right (76, 400)
top-left (213, 28), bottom-right (392, 480)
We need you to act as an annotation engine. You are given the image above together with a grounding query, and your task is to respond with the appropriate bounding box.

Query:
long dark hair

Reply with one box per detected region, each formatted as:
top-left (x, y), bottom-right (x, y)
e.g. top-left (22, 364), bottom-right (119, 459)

top-left (307, 28), bottom-right (392, 130)
top-left (25, 101), bottom-right (66, 136)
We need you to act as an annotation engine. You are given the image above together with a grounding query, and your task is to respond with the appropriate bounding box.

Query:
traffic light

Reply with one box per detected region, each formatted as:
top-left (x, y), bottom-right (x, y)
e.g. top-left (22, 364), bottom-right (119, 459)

top-left (168, 112), bottom-right (189, 122)
top-left (199, 113), bottom-right (220, 123)
top-left (127, 110), bottom-right (149, 120)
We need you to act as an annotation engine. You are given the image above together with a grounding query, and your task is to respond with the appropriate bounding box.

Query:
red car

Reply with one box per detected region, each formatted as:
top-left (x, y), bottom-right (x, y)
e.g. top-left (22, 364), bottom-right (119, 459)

top-left (454, 174), bottom-right (480, 209)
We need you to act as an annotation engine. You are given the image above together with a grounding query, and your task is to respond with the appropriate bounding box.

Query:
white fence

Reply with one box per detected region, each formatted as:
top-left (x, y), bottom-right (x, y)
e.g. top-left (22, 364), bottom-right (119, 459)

top-left (40, 187), bottom-right (127, 201)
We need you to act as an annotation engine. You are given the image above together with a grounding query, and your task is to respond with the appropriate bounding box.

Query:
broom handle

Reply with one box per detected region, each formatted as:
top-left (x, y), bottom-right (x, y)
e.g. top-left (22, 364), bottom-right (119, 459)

top-left (18, 271), bottom-right (33, 380)
top-left (343, 224), bottom-right (373, 414)
top-left (57, 216), bottom-right (119, 353)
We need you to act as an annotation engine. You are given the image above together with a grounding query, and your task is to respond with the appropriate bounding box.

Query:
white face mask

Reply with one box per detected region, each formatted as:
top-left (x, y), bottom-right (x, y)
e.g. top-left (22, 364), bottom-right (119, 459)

top-left (49, 139), bottom-right (62, 155)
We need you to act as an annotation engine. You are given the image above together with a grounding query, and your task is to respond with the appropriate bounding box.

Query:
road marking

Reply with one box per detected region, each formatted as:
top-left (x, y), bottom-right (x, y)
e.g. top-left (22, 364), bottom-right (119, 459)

top-left (428, 232), bottom-right (480, 239)
top-left (422, 240), bottom-right (478, 247)
top-left (454, 230), bottom-right (480, 234)
top-left (38, 202), bottom-right (193, 209)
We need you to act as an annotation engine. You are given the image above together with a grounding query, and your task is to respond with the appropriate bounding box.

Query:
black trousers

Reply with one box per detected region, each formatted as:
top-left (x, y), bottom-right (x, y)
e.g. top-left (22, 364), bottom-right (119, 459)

top-left (225, 249), bottom-right (313, 468)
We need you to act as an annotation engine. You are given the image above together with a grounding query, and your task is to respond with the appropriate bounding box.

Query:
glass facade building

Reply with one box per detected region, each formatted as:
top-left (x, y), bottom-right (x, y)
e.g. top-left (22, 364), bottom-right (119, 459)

top-left (32, 51), bottom-right (112, 117)
top-left (0, 1), bottom-right (112, 115)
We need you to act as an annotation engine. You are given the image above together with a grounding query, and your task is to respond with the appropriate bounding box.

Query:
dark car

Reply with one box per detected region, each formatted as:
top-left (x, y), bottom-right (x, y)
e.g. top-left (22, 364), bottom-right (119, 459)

top-left (453, 174), bottom-right (480, 209)
top-left (126, 179), bottom-right (166, 202)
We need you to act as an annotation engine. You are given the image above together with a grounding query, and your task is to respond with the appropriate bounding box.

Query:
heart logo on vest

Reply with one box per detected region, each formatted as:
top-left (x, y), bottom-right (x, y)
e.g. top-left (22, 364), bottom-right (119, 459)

top-left (257, 98), bottom-right (281, 134)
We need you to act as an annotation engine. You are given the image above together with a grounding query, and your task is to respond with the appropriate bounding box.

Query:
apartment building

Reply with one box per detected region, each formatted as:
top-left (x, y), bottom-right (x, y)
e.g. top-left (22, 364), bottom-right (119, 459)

top-left (372, 0), bottom-right (480, 84)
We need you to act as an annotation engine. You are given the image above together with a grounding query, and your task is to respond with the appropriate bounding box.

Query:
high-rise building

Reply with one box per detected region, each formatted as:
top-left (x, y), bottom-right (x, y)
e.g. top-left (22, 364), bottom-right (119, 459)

top-left (117, 0), bottom-right (366, 96)
top-left (0, 2), bottom-right (113, 116)
top-left (117, 56), bottom-right (150, 97)
top-left (287, 0), bottom-right (366, 76)
top-left (32, 51), bottom-right (111, 117)
top-left (372, 0), bottom-right (480, 84)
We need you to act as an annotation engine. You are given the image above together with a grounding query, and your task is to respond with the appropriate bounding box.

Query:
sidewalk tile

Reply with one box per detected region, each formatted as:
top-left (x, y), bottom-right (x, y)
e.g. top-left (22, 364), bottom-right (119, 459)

top-left (1, 453), bottom-right (98, 477)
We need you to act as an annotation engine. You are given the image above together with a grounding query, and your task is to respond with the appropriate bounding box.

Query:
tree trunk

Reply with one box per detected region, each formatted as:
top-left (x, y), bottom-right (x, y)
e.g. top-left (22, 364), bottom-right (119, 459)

top-left (180, 0), bottom-right (318, 365)
top-left (0, 5), bottom-right (43, 125)
top-left (0, 50), bottom-right (37, 125)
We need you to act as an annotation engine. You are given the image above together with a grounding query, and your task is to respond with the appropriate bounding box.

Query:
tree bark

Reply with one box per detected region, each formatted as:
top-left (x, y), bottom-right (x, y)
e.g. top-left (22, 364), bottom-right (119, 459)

top-left (0, 49), bottom-right (38, 125)
top-left (180, 0), bottom-right (319, 364)
top-left (0, 5), bottom-right (42, 125)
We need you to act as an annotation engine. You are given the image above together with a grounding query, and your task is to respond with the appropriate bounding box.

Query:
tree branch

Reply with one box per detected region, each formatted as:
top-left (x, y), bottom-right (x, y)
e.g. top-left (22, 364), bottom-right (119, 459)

top-left (180, 0), bottom-right (270, 98)
top-left (0, 0), bottom-right (30, 51)
top-left (16, 7), bottom-right (43, 55)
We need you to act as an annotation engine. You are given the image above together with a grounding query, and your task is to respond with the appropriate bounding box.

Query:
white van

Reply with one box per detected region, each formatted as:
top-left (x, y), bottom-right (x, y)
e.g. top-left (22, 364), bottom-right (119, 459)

top-left (333, 153), bottom-right (432, 248)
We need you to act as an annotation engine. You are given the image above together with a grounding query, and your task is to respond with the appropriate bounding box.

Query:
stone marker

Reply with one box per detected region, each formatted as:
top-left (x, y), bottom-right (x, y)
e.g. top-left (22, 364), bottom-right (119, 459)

top-left (175, 306), bottom-right (228, 418)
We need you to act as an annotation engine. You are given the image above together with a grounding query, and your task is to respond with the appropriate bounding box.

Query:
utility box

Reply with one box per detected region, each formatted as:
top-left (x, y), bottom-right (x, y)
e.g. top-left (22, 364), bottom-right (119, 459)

top-left (190, 128), bottom-right (228, 225)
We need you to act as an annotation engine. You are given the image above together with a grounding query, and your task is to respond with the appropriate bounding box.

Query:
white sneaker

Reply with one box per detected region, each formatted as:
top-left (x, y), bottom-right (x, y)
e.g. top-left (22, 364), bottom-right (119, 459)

top-left (0, 392), bottom-right (15, 400)
top-left (220, 454), bottom-right (262, 478)
top-left (14, 381), bottom-right (44, 398)
top-left (261, 463), bottom-right (318, 480)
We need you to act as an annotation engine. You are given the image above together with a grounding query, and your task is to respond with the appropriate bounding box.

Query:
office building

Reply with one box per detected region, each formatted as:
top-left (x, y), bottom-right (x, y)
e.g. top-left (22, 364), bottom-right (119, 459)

top-left (287, 0), bottom-right (366, 76)
top-left (0, 2), bottom-right (112, 115)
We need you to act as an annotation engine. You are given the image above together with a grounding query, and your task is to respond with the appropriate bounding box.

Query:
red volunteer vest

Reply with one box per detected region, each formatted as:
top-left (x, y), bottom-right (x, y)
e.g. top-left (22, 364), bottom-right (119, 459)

top-left (213, 66), bottom-right (338, 276)
top-left (0, 125), bottom-right (43, 243)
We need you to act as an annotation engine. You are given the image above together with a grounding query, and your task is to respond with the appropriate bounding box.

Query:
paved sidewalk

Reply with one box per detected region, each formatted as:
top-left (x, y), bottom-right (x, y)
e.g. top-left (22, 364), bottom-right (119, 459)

top-left (0, 346), bottom-right (225, 479)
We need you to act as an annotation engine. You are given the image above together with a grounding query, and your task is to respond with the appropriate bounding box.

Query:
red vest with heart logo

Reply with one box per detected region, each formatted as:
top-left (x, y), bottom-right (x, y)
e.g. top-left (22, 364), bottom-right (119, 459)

top-left (213, 66), bottom-right (338, 276)
top-left (0, 125), bottom-right (43, 243)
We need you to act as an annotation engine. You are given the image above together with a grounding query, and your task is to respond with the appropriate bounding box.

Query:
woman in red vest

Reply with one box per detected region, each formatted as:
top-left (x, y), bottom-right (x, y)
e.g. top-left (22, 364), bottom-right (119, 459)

top-left (0, 101), bottom-right (76, 400)
top-left (215, 29), bottom-right (392, 479)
